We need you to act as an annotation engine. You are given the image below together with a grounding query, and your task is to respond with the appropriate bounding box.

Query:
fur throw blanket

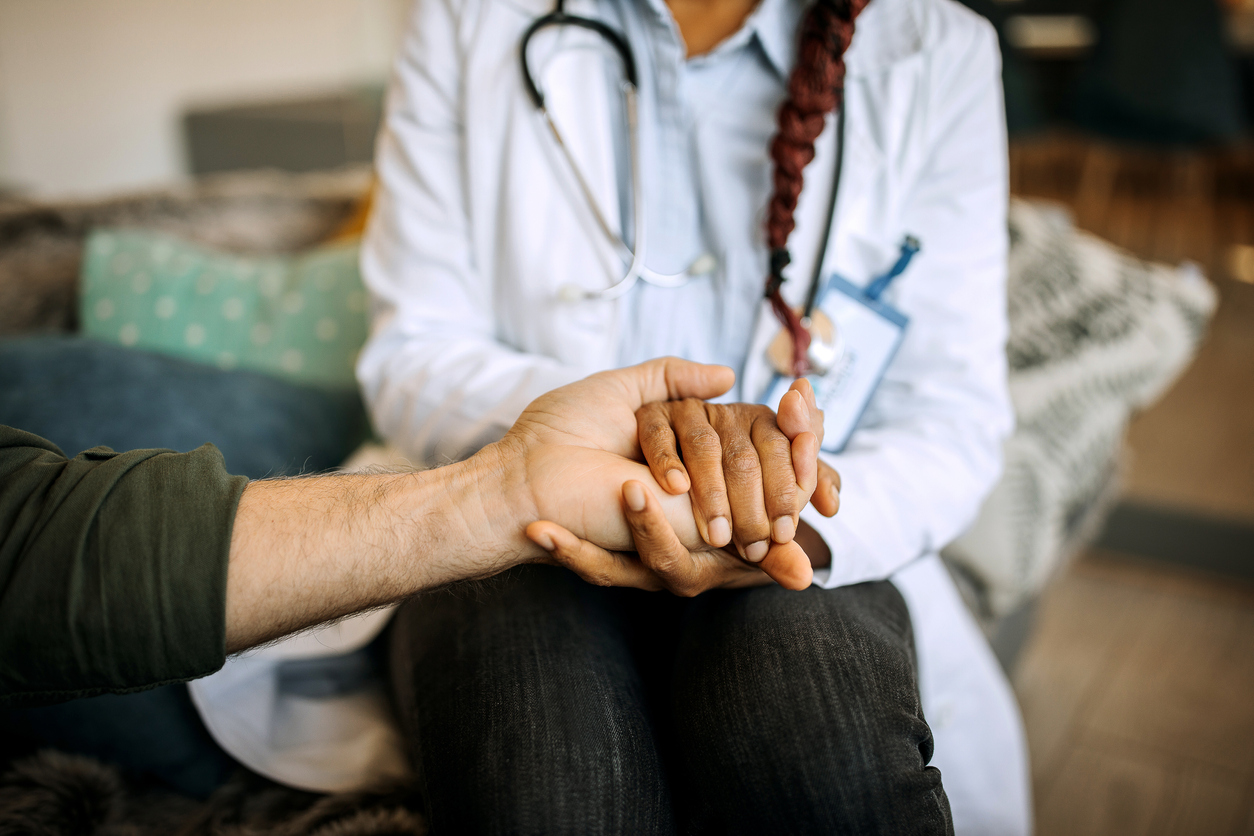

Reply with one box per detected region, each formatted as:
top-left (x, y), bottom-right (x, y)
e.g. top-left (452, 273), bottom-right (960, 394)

top-left (0, 750), bottom-right (424, 836)
top-left (0, 168), bottom-right (369, 335)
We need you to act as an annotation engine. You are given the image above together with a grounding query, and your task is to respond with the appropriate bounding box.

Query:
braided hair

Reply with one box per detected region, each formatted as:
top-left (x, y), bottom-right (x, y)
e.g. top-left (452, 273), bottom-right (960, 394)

top-left (764, 0), bottom-right (868, 376)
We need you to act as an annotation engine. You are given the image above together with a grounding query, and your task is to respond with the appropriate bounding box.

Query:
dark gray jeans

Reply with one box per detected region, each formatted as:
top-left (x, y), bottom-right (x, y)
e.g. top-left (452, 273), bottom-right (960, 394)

top-left (389, 565), bottom-right (952, 836)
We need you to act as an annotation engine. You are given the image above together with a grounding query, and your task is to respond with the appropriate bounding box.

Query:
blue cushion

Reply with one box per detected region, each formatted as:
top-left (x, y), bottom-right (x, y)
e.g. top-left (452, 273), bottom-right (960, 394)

top-left (0, 336), bottom-right (368, 479)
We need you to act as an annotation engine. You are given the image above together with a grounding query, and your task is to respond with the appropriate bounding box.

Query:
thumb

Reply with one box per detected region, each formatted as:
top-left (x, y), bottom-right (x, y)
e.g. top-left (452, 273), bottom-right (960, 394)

top-left (758, 540), bottom-right (813, 591)
top-left (777, 379), bottom-right (823, 441)
top-left (611, 357), bottom-right (735, 411)
top-left (659, 357), bottom-right (736, 401)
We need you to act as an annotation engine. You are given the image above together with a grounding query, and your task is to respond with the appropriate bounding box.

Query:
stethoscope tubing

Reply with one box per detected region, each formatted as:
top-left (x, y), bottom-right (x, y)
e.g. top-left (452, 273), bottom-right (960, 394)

top-left (519, 2), bottom-right (842, 307)
top-left (522, 4), bottom-right (719, 301)
top-left (520, 1), bottom-right (639, 110)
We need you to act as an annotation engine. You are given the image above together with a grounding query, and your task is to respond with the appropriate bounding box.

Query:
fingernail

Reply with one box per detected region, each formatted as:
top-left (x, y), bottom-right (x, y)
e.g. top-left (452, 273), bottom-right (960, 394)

top-left (772, 516), bottom-right (795, 543)
top-left (624, 482), bottom-right (647, 512)
top-left (665, 469), bottom-right (687, 492)
top-left (708, 517), bottom-right (731, 547)
top-left (535, 532), bottom-right (555, 551)
top-left (746, 540), bottom-right (769, 563)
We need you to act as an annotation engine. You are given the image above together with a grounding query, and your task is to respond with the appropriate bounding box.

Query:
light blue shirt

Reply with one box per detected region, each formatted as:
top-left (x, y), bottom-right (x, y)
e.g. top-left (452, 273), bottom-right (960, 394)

top-left (599, 0), bottom-right (807, 379)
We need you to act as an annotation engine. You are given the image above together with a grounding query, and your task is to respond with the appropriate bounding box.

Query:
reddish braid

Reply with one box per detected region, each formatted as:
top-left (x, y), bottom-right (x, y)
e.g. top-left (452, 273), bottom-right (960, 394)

top-left (765, 0), bottom-right (868, 376)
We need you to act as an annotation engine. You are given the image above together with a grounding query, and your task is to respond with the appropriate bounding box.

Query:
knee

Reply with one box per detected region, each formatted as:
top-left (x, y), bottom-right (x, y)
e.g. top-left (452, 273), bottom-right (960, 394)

top-left (673, 583), bottom-right (951, 834)
top-left (677, 581), bottom-right (919, 719)
top-left (389, 567), bottom-right (672, 834)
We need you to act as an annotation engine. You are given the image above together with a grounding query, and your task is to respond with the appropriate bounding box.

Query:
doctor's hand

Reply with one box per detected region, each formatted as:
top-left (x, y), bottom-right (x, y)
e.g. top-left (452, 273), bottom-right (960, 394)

top-left (634, 378), bottom-right (841, 563)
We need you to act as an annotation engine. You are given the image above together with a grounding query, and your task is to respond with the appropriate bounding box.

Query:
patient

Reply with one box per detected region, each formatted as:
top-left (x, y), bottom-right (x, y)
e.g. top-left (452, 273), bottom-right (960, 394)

top-left (0, 357), bottom-right (833, 798)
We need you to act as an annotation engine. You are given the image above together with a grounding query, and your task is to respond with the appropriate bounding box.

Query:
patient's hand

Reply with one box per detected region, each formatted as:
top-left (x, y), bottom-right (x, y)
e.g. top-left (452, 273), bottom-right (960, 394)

top-left (635, 378), bottom-right (840, 562)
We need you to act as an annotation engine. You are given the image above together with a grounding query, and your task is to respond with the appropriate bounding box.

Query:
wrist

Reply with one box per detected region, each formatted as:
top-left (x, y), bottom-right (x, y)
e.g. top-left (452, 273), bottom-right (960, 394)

top-left (443, 438), bottom-right (545, 569)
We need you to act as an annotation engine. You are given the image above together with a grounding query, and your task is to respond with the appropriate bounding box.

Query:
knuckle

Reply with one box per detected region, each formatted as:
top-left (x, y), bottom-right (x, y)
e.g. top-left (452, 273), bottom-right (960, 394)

top-left (771, 485), bottom-right (799, 511)
top-left (585, 568), bottom-right (615, 587)
top-left (640, 422), bottom-right (675, 452)
top-left (746, 405), bottom-right (776, 427)
top-left (738, 522), bottom-right (771, 545)
top-left (696, 485), bottom-right (729, 514)
top-left (753, 422), bottom-right (788, 449)
top-left (634, 402), bottom-right (665, 424)
top-left (763, 444), bottom-right (795, 471)
top-left (651, 556), bottom-right (682, 578)
top-left (748, 404), bottom-right (774, 421)
top-left (683, 425), bottom-right (721, 454)
top-left (671, 579), bottom-right (703, 598)
top-left (775, 473), bottom-right (799, 494)
top-left (722, 443), bottom-right (760, 477)
top-left (641, 542), bottom-right (679, 570)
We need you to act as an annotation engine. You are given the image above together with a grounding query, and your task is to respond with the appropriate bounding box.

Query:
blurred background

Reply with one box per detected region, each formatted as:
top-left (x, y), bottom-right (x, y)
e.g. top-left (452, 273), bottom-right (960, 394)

top-left (0, 0), bottom-right (408, 197)
top-left (0, 0), bottom-right (1252, 833)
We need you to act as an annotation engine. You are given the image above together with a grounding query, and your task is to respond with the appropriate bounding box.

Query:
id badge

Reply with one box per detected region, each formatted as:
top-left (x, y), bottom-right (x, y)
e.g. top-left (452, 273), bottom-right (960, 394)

top-left (760, 275), bottom-right (909, 453)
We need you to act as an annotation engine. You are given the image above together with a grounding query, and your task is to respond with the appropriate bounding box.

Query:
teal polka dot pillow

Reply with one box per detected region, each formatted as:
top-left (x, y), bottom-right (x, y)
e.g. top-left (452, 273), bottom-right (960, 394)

top-left (80, 230), bottom-right (368, 390)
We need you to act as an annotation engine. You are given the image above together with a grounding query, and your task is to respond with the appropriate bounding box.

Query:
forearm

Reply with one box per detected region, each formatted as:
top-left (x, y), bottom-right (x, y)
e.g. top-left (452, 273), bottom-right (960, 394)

top-left (226, 455), bottom-right (511, 652)
top-left (224, 440), bottom-right (706, 652)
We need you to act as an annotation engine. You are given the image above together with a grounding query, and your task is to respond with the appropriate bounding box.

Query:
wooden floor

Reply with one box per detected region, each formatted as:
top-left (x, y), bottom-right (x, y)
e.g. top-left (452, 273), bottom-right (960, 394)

top-left (1016, 551), bottom-right (1254, 836)
top-left (1009, 136), bottom-right (1254, 834)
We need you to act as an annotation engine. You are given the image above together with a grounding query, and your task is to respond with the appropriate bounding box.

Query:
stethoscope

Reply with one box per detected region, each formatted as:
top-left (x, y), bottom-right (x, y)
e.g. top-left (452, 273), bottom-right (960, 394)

top-left (520, 0), bottom-right (877, 377)
top-left (520, 0), bottom-right (724, 302)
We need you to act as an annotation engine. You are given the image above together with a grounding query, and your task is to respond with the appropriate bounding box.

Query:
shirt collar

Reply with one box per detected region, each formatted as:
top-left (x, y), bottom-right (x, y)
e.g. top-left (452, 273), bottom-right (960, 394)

top-left (744, 0), bottom-right (802, 80)
top-left (625, 0), bottom-right (800, 80)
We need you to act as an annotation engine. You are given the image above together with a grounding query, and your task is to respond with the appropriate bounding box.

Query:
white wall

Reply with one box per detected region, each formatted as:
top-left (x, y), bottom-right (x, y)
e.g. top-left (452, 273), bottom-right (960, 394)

top-left (0, 0), bottom-right (410, 198)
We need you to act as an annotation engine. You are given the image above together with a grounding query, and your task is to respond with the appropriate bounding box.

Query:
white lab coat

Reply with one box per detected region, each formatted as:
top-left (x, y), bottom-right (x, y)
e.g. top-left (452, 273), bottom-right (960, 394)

top-left (191, 0), bottom-right (1032, 831)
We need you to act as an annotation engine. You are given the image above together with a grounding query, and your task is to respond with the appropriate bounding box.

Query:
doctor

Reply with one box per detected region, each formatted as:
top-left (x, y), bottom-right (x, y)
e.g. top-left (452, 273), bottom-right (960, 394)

top-left (353, 0), bottom-right (1029, 829)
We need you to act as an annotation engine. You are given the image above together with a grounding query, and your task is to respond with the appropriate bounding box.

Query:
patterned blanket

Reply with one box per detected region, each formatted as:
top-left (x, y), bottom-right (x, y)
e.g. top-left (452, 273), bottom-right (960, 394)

top-left (943, 199), bottom-right (1217, 619)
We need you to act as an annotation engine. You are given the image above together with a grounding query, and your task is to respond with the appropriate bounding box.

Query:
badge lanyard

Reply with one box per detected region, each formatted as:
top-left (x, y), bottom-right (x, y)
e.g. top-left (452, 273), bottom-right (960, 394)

top-left (760, 236), bottom-right (921, 453)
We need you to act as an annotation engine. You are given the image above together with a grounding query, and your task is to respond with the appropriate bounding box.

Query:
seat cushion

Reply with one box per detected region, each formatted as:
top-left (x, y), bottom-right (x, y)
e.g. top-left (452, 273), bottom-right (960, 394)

top-left (0, 336), bottom-right (368, 479)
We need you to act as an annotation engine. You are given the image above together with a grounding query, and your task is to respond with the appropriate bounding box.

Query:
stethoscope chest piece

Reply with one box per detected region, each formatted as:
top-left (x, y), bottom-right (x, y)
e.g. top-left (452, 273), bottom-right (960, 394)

top-left (767, 309), bottom-right (844, 377)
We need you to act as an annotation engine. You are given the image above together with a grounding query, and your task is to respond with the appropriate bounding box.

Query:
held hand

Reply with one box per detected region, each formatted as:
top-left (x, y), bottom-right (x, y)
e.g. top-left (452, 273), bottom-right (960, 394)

top-left (527, 480), bottom-right (813, 594)
top-left (478, 357), bottom-right (737, 566)
top-left (478, 357), bottom-right (825, 592)
top-left (635, 378), bottom-right (840, 562)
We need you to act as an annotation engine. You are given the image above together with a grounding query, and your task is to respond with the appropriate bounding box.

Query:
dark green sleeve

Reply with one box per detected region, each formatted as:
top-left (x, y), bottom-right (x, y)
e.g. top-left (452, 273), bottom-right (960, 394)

top-left (0, 426), bottom-right (248, 707)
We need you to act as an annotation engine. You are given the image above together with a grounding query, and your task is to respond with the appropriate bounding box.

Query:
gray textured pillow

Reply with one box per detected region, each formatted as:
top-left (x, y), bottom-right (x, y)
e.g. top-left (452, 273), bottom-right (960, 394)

top-left (943, 199), bottom-right (1217, 618)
